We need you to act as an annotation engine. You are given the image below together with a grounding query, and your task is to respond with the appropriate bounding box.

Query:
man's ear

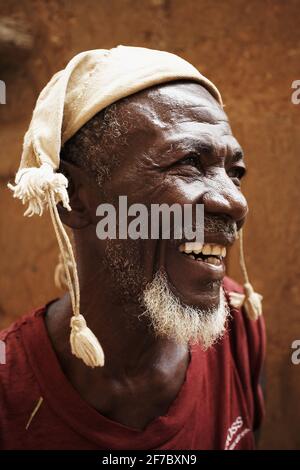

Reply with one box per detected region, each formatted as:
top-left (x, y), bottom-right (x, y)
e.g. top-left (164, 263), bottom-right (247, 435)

top-left (57, 159), bottom-right (93, 229)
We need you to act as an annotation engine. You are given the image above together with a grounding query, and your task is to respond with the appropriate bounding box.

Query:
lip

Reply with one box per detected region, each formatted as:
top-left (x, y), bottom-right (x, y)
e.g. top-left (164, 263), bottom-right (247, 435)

top-left (180, 250), bottom-right (226, 276)
top-left (170, 246), bottom-right (226, 286)
top-left (173, 231), bottom-right (236, 249)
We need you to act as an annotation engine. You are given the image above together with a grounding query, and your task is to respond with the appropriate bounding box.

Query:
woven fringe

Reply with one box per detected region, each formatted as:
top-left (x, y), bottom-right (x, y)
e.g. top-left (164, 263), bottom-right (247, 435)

top-left (8, 163), bottom-right (71, 216)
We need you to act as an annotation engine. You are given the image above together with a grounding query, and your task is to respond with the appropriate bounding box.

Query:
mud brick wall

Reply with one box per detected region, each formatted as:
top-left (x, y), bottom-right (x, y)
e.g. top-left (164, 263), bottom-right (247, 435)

top-left (0, 0), bottom-right (299, 449)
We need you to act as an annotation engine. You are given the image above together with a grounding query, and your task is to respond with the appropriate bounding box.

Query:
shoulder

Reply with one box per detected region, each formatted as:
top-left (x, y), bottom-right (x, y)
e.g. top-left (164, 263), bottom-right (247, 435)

top-left (0, 306), bottom-right (47, 373)
top-left (0, 313), bottom-right (31, 370)
top-left (223, 275), bottom-right (266, 360)
top-left (223, 276), bottom-right (266, 430)
top-left (0, 308), bottom-right (46, 415)
top-left (0, 307), bottom-right (46, 355)
top-left (223, 275), bottom-right (244, 294)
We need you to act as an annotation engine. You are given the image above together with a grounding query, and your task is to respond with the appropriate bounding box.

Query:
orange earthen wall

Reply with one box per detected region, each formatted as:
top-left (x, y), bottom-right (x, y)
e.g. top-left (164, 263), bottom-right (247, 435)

top-left (0, 0), bottom-right (299, 449)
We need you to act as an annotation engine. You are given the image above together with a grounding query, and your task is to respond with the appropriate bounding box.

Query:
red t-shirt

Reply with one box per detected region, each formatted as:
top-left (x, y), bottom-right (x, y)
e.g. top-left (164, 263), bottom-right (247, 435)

top-left (0, 276), bottom-right (265, 450)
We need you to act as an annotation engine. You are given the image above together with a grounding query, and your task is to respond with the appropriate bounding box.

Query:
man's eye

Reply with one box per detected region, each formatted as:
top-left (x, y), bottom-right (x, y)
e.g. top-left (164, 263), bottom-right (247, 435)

top-left (227, 166), bottom-right (245, 181)
top-left (178, 154), bottom-right (201, 169)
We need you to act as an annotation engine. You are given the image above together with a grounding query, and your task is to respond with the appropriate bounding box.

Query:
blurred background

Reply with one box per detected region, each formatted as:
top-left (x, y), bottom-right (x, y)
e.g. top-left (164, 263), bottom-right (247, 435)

top-left (0, 0), bottom-right (299, 449)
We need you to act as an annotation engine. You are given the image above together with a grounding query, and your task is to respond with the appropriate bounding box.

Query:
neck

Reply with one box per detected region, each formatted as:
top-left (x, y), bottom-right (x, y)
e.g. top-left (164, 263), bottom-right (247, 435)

top-left (46, 267), bottom-right (188, 380)
top-left (81, 286), bottom-right (185, 377)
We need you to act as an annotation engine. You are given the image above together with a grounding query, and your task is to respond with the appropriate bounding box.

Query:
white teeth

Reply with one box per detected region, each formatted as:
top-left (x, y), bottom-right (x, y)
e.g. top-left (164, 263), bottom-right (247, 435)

top-left (205, 256), bottom-right (221, 266)
top-left (179, 242), bottom-right (203, 253)
top-left (211, 245), bottom-right (222, 255)
top-left (202, 245), bottom-right (212, 255)
top-left (187, 242), bottom-right (203, 252)
top-left (179, 242), bottom-right (227, 258)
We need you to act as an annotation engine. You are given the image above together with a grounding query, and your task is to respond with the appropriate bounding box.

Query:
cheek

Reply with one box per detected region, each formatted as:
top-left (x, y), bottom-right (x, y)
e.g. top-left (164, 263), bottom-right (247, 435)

top-left (151, 176), bottom-right (207, 206)
top-left (103, 239), bottom-right (147, 299)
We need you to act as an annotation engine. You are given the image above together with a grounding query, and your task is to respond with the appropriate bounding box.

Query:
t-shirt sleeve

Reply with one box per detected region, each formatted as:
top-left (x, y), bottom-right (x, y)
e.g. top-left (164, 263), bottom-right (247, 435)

top-left (0, 315), bottom-right (43, 449)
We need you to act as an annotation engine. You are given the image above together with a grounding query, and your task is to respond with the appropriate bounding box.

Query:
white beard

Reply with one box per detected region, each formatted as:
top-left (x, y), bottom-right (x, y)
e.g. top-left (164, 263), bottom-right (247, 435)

top-left (141, 271), bottom-right (230, 349)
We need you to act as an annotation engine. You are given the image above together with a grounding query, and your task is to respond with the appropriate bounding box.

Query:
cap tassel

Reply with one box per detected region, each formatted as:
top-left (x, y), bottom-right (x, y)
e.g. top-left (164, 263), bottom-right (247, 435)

top-left (8, 166), bottom-right (105, 367)
top-left (47, 190), bottom-right (105, 368)
top-left (70, 315), bottom-right (105, 367)
top-left (243, 282), bottom-right (263, 321)
top-left (228, 291), bottom-right (245, 309)
top-left (229, 228), bottom-right (263, 321)
top-left (8, 163), bottom-right (71, 216)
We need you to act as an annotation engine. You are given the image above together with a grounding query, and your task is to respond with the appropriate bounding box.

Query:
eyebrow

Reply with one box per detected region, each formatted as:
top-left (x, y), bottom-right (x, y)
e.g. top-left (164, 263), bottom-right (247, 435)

top-left (163, 140), bottom-right (245, 163)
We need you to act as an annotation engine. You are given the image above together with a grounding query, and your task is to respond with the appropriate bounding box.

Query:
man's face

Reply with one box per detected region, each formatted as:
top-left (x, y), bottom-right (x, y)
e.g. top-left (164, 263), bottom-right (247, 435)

top-left (94, 81), bottom-right (248, 315)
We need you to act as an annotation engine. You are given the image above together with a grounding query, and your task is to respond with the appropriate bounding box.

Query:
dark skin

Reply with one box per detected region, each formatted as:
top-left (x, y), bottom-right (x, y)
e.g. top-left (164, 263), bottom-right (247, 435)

top-left (46, 82), bottom-right (248, 431)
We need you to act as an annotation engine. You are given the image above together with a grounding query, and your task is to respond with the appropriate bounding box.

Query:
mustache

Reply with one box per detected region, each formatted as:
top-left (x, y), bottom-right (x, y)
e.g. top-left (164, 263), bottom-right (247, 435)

top-left (168, 215), bottom-right (238, 244)
top-left (204, 215), bottom-right (238, 237)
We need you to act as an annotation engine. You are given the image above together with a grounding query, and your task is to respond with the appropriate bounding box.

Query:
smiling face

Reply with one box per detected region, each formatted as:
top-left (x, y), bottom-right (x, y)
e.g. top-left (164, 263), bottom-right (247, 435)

top-left (94, 81), bottom-right (248, 312)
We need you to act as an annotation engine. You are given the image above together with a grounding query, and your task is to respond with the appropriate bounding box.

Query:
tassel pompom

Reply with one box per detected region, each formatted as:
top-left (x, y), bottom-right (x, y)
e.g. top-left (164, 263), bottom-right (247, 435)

top-left (236, 228), bottom-right (263, 321)
top-left (70, 314), bottom-right (105, 368)
top-left (243, 282), bottom-right (263, 321)
top-left (228, 291), bottom-right (245, 309)
top-left (228, 283), bottom-right (263, 321)
top-left (8, 163), bottom-right (71, 216)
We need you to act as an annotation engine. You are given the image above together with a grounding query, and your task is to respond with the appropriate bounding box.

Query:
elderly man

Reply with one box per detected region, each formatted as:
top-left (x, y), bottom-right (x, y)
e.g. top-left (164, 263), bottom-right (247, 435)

top-left (0, 46), bottom-right (265, 450)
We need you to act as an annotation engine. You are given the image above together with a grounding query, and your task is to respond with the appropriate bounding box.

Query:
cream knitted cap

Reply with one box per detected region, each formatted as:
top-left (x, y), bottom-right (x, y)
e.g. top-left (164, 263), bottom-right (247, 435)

top-left (8, 46), bottom-right (262, 368)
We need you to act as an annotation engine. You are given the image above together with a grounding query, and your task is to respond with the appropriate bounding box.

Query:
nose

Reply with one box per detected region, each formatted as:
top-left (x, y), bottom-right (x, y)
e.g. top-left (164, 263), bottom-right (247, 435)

top-left (202, 169), bottom-right (248, 223)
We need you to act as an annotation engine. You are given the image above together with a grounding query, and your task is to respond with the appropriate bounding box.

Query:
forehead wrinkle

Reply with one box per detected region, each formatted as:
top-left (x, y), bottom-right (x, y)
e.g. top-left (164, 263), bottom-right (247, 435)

top-left (146, 80), bottom-right (220, 109)
top-left (160, 103), bottom-right (227, 129)
top-left (112, 86), bottom-right (237, 163)
top-left (175, 103), bottom-right (227, 123)
top-left (118, 84), bottom-right (226, 134)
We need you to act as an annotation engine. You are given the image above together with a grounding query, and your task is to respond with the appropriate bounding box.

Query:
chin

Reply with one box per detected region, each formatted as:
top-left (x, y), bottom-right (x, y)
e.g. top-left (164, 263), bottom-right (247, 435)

top-left (166, 276), bottom-right (223, 312)
top-left (142, 270), bottom-right (229, 349)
